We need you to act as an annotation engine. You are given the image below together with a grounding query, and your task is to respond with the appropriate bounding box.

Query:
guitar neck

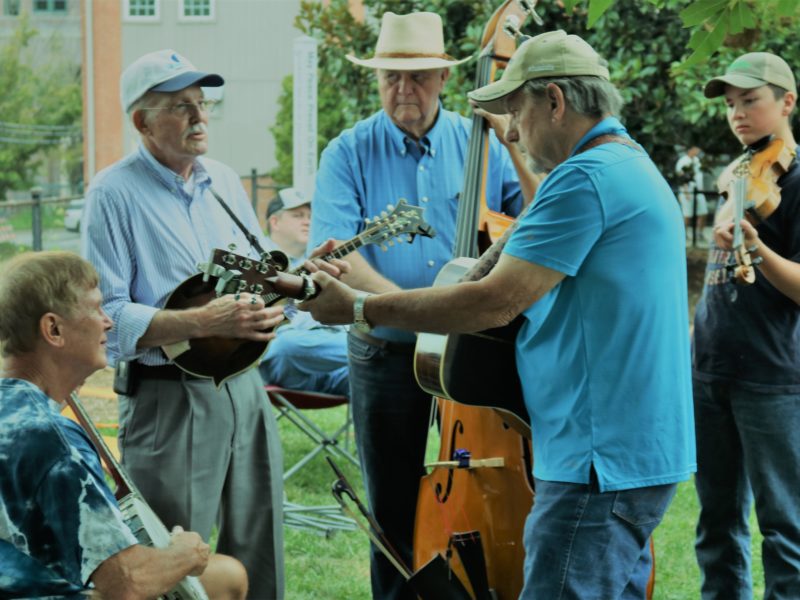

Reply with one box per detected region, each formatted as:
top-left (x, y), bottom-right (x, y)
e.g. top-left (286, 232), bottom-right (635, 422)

top-left (289, 236), bottom-right (367, 277)
top-left (66, 392), bottom-right (135, 499)
top-left (261, 236), bottom-right (367, 303)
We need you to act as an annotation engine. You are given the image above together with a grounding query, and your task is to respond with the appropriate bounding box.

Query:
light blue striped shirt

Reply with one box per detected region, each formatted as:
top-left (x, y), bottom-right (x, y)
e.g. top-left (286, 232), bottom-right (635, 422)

top-left (83, 144), bottom-right (268, 366)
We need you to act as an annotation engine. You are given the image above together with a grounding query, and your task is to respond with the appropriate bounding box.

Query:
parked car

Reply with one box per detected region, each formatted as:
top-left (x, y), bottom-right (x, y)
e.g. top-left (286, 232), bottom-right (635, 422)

top-left (63, 198), bottom-right (85, 232)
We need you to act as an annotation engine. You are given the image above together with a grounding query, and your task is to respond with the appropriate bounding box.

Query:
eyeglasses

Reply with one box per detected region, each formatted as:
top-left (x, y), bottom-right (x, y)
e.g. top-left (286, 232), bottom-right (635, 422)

top-left (140, 99), bottom-right (219, 117)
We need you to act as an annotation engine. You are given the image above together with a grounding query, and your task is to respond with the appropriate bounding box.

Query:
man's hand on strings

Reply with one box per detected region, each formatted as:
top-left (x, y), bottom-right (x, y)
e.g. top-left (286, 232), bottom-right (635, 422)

top-left (713, 219), bottom-right (761, 251)
top-left (471, 100), bottom-right (511, 147)
top-left (200, 293), bottom-right (284, 341)
top-left (296, 271), bottom-right (360, 325)
top-left (304, 238), bottom-right (352, 279)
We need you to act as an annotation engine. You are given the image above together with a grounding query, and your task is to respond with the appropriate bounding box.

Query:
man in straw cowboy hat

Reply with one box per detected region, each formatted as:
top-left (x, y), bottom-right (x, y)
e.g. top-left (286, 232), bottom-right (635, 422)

top-left (303, 30), bottom-right (695, 598)
top-left (310, 11), bottom-right (538, 599)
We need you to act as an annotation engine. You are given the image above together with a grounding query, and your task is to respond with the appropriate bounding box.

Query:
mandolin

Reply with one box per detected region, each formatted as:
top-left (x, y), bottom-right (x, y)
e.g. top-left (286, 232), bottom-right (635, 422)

top-left (163, 199), bottom-right (435, 386)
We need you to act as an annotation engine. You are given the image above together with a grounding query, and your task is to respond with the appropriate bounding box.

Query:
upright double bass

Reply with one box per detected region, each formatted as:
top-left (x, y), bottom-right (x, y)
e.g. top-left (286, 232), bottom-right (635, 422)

top-left (411, 2), bottom-right (542, 598)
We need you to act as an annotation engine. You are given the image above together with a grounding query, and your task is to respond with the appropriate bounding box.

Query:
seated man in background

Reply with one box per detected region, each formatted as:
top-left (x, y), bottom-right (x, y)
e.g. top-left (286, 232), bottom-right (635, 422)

top-left (0, 251), bottom-right (247, 600)
top-left (259, 188), bottom-right (349, 396)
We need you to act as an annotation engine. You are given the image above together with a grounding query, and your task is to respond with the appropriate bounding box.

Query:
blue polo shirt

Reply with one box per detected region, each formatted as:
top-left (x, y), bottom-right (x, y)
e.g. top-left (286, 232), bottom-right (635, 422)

top-left (311, 106), bottom-right (523, 342)
top-left (504, 117), bottom-right (696, 492)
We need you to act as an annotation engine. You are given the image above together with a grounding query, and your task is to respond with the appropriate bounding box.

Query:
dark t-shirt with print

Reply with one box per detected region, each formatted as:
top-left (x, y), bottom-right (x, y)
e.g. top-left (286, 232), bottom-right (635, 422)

top-left (693, 155), bottom-right (800, 392)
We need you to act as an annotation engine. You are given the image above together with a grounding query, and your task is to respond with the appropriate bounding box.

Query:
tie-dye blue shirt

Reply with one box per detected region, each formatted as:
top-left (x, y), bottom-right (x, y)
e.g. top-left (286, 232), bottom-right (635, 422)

top-left (0, 378), bottom-right (138, 597)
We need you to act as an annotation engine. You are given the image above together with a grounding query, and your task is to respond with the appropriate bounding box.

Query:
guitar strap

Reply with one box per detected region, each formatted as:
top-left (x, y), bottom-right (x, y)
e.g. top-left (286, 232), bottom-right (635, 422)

top-left (208, 186), bottom-right (272, 259)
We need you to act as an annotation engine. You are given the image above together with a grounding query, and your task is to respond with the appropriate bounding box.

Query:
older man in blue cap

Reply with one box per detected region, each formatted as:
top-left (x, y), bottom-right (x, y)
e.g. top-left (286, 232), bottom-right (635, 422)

top-left (83, 49), bottom-right (285, 599)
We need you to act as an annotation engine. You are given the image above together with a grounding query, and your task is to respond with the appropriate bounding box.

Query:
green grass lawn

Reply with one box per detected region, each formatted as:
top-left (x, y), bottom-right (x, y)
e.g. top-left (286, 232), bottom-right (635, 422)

top-left (278, 406), bottom-right (765, 599)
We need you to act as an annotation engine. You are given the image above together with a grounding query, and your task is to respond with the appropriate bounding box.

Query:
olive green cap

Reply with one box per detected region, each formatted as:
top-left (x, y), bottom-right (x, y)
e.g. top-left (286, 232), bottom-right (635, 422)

top-left (468, 30), bottom-right (610, 114)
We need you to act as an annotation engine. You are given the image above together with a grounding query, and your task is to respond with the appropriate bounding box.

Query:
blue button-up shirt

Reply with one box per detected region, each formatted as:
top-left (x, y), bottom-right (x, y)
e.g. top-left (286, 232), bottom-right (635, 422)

top-left (0, 379), bottom-right (138, 596)
top-left (83, 145), bottom-right (269, 365)
top-left (505, 117), bottom-right (695, 491)
top-left (311, 107), bottom-right (523, 342)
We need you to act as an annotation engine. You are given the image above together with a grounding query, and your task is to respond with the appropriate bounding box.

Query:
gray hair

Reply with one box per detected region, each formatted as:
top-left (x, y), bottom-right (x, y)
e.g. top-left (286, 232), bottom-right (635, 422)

top-left (128, 90), bottom-right (170, 126)
top-left (523, 76), bottom-right (624, 119)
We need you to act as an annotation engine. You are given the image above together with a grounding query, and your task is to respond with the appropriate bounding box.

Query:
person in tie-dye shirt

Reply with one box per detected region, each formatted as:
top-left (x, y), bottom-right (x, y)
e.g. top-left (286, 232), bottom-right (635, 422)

top-left (0, 251), bottom-right (247, 599)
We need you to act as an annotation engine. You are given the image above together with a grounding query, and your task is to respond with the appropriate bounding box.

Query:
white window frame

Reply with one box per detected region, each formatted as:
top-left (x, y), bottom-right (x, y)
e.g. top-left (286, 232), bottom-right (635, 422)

top-left (178, 0), bottom-right (215, 23)
top-left (123, 0), bottom-right (161, 23)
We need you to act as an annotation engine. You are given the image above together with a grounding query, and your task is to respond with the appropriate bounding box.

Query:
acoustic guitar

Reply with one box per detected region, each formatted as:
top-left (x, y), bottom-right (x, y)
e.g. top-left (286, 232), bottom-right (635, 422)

top-left (163, 199), bottom-right (436, 386)
top-left (413, 204), bottom-right (529, 436)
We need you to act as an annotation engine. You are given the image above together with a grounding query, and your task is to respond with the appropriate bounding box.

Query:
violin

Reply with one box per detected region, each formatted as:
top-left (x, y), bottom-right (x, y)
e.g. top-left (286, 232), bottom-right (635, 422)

top-left (714, 137), bottom-right (796, 286)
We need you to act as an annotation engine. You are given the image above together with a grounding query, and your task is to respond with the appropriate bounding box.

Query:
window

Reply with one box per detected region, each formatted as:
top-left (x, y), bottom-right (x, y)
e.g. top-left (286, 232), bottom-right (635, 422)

top-left (179, 0), bottom-right (214, 21)
top-left (124, 0), bottom-right (160, 22)
top-left (3, 0), bottom-right (20, 16)
top-left (33, 0), bottom-right (66, 12)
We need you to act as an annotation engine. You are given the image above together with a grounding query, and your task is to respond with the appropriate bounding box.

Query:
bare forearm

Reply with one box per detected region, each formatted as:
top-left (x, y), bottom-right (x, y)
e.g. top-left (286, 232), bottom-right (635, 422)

top-left (364, 282), bottom-right (519, 333)
top-left (137, 294), bottom-right (283, 350)
top-left (339, 247), bottom-right (401, 294)
top-left (92, 544), bottom-right (205, 599)
top-left (137, 307), bottom-right (204, 349)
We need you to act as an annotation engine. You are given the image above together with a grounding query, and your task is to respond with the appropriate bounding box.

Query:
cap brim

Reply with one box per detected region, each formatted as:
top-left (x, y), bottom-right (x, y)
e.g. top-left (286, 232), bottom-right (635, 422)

top-left (151, 71), bottom-right (225, 93)
top-left (468, 78), bottom-right (527, 114)
top-left (704, 73), bottom-right (767, 98)
top-left (346, 54), bottom-right (471, 70)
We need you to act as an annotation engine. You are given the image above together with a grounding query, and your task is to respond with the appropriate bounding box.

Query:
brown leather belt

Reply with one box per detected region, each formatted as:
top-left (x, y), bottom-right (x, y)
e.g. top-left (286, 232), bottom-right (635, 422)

top-left (348, 328), bottom-right (417, 354)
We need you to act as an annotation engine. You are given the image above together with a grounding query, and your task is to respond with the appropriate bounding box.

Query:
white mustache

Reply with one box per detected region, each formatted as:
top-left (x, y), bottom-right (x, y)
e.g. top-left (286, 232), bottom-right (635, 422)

top-left (185, 123), bottom-right (207, 138)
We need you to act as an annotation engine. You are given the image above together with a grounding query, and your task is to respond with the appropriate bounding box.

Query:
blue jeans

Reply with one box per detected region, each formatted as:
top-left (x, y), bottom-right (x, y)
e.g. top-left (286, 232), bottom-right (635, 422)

top-left (260, 326), bottom-right (349, 396)
top-left (693, 379), bottom-right (800, 599)
top-left (347, 332), bottom-right (432, 600)
top-left (520, 476), bottom-right (676, 599)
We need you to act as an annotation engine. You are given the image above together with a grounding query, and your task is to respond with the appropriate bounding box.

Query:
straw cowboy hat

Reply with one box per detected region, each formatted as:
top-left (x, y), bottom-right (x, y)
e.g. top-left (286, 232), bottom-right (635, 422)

top-left (346, 12), bottom-right (471, 71)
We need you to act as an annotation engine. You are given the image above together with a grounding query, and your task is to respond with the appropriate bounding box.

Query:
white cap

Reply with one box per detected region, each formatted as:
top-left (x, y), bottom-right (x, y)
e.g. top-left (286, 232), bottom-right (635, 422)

top-left (267, 188), bottom-right (311, 219)
top-left (120, 49), bottom-right (224, 112)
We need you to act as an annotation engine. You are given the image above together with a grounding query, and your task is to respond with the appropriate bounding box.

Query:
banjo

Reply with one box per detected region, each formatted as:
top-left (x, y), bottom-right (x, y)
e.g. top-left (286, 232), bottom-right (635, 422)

top-left (66, 392), bottom-right (208, 600)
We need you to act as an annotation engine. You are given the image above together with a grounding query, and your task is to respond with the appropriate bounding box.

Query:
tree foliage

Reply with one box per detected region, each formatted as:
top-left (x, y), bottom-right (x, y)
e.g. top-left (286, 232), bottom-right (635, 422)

top-left (571, 0), bottom-right (800, 67)
top-left (0, 14), bottom-right (82, 200)
top-left (269, 0), bottom-right (799, 186)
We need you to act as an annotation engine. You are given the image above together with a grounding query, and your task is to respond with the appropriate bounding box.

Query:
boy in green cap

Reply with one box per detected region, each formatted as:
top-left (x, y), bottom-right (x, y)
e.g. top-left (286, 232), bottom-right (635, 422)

top-left (693, 51), bottom-right (800, 599)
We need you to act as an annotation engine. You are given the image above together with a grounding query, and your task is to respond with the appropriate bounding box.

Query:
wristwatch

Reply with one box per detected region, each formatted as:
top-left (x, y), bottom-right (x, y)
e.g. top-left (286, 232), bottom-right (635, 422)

top-left (353, 292), bottom-right (373, 333)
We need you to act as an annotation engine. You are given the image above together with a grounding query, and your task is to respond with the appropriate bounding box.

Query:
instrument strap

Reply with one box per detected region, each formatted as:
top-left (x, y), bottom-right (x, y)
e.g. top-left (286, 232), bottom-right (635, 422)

top-left (208, 186), bottom-right (271, 258)
top-left (577, 133), bottom-right (642, 154)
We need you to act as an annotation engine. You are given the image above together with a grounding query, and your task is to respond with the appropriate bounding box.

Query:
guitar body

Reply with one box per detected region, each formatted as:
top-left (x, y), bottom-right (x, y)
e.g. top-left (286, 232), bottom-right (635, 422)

top-left (164, 273), bottom-right (268, 385)
top-left (413, 257), bottom-right (529, 437)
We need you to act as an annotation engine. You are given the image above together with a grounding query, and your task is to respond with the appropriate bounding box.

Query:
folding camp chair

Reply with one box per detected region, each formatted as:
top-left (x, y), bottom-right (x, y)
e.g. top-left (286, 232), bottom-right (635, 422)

top-left (265, 385), bottom-right (359, 480)
top-left (265, 385), bottom-right (360, 535)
